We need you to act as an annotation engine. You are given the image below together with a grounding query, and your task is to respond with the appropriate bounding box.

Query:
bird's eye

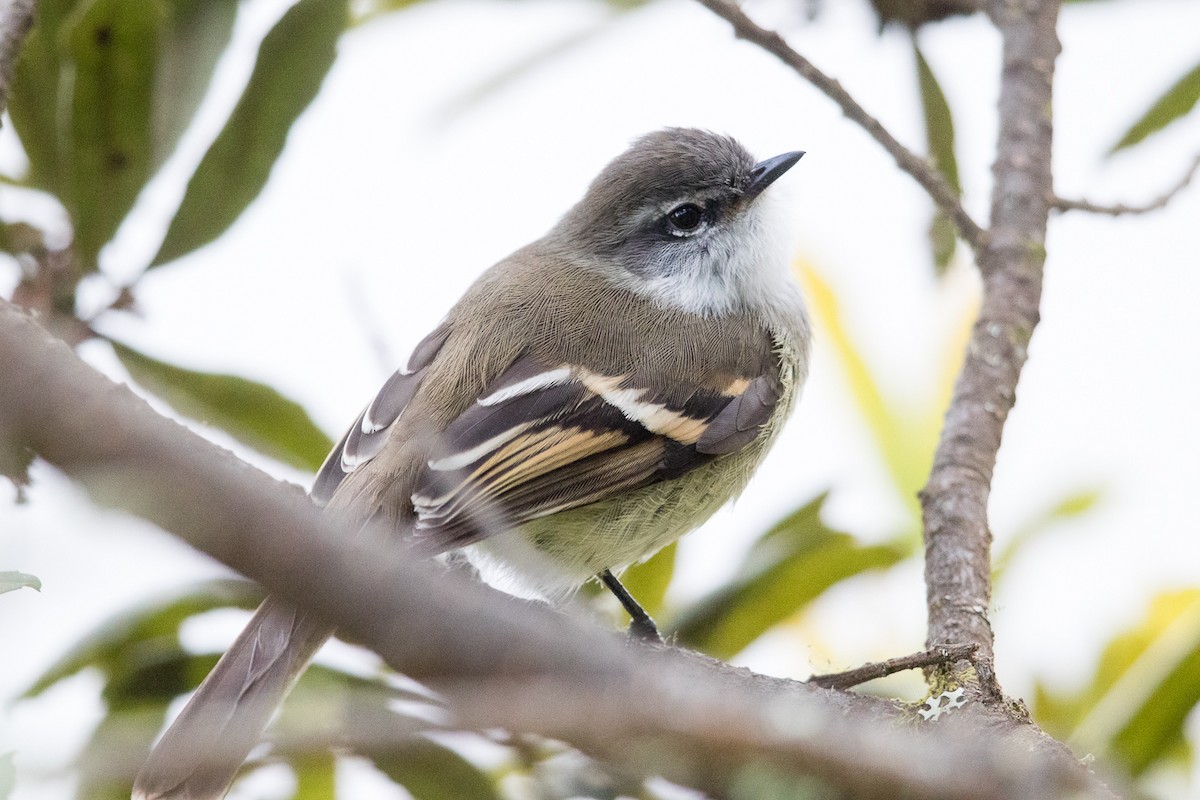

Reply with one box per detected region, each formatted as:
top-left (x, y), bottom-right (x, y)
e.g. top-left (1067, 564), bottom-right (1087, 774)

top-left (666, 203), bottom-right (705, 233)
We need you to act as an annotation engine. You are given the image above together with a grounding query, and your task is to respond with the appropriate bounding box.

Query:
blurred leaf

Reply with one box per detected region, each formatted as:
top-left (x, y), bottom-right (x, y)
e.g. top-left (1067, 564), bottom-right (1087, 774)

top-left (913, 39), bottom-right (960, 273)
top-left (668, 494), bottom-right (908, 659)
top-left (0, 753), bottom-right (13, 800)
top-left (1035, 588), bottom-right (1200, 775)
top-left (352, 0), bottom-right (430, 26)
top-left (150, 0), bottom-right (347, 267)
top-left (799, 264), bottom-right (931, 517)
top-left (993, 486), bottom-right (1103, 583)
top-left (7, 0), bottom-right (75, 190)
top-left (25, 578), bottom-right (261, 697)
top-left (1110, 60), bottom-right (1200, 154)
top-left (151, 0), bottom-right (239, 168)
top-left (292, 752), bottom-right (336, 800)
top-left (617, 541), bottom-right (676, 619)
top-left (64, 0), bottom-right (166, 269)
top-left (112, 341), bottom-right (334, 471)
top-left (369, 737), bottom-right (502, 800)
top-left (0, 571), bottom-right (42, 594)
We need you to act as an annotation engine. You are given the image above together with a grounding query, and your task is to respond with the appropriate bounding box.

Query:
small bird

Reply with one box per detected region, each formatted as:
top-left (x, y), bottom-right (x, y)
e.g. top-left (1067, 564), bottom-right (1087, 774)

top-left (133, 128), bottom-right (810, 800)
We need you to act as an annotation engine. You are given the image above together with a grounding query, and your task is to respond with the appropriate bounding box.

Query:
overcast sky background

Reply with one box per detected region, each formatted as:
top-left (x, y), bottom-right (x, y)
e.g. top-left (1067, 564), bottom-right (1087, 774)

top-left (3, 0), bottom-right (1200, 797)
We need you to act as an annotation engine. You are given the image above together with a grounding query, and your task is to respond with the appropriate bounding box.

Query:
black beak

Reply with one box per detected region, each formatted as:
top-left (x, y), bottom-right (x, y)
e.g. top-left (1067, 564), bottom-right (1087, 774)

top-left (745, 150), bottom-right (805, 200)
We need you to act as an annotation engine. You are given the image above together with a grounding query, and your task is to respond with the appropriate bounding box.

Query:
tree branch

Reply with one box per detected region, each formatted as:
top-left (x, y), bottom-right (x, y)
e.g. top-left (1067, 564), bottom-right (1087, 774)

top-left (809, 643), bottom-right (978, 690)
top-left (1054, 153), bottom-right (1200, 216)
top-left (0, 298), bottom-right (1112, 798)
top-left (920, 0), bottom-right (1061, 675)
top-left (692, 0), bottom-right (988, 253)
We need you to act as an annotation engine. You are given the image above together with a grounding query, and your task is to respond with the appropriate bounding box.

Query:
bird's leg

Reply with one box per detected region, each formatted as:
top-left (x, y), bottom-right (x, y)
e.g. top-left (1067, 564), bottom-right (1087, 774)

top-left (599, 569), bottom-right (661, 643)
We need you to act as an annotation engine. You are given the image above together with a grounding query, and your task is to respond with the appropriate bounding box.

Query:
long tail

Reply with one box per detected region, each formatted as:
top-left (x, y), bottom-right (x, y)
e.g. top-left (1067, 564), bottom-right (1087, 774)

top-left (132, 596), bottom-right (334, 800)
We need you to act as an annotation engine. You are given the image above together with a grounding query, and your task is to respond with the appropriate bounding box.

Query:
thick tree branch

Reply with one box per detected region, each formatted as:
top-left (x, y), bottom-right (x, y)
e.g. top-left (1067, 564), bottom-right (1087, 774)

top-left (693, 0), bottom-right (988, 253)
top-left (1054, 153), bottom-right (1200, 216)
top-left (0, 0), bottom-right (35, 122)
top-left (0, 299), bottom-right (1112, 799)
top-left (921, 0), bottom-right (1061, 674)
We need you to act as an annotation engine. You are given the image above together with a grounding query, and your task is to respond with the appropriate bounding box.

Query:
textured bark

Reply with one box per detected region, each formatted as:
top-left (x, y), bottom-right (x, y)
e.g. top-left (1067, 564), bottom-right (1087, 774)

top-left (921, 0), bottom-right (1061, 670)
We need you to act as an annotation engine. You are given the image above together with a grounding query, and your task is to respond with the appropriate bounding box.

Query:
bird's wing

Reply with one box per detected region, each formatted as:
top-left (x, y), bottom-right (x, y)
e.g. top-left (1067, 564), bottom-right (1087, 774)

top-left (407, 352), bottom-right (782, 550)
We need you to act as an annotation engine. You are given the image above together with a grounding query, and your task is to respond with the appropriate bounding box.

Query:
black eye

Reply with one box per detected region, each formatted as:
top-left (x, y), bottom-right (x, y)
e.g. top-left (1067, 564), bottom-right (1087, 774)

top-left (666, 203), bottom-right (704, 233)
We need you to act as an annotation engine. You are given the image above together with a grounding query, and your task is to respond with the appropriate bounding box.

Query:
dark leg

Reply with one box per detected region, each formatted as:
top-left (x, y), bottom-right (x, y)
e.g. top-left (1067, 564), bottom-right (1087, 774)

top-left (599, 569), bottom-right (661, 643)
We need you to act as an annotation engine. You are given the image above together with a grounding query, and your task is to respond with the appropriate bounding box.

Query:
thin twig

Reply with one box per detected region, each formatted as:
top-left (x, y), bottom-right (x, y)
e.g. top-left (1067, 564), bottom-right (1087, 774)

top-left (693, 0), bottom-right (988, 254)
top-left (1054, 153), bottom-right (1200, 216)
top-left (808, 643), bottom-right (978, 690)
top-left (0, 0), bottom-right (36, 122)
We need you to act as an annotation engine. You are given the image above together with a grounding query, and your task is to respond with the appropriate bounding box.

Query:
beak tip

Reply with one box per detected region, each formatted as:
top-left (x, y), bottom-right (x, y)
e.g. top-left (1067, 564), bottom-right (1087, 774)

top-left (746, 149), bottom-right (806, 198)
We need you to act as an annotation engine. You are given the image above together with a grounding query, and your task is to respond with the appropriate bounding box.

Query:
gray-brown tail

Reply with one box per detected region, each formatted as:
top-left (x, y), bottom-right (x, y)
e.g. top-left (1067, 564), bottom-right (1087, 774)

top-left (132, 596), bottom-right (334, 800)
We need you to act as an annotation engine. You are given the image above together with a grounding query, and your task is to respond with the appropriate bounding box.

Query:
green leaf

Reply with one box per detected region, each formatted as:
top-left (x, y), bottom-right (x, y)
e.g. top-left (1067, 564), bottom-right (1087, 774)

top-left (150, 0), bottom-right (347, 267)
top-left (617, 541), bottom-right (676, 619)
top-left (369, 738), bottom-right (501, 800)
top-left (7, 0), bottom-right (76, 190)
top-left (0, 571), bottom-right (41, 595)
top-left (1111, 60), bottom-right (1200, 154)
top-left (151, 0), bottom-right (239, 168)
top-left (668, 494), bottom-right (909, 659)
top-left (993, 486), bottom-right (1103, 584)
top-left (291, 752), bottom-right (337, 800)
top-left (0, 753), bottom-right (14, 800)
top-left (112, 341), bottom-right (334, 471)
top-left (800, 264), bottom-right (933, 519)
top-left (25, 579), bottom-right (261, 698)
top-left (64, 0), bottom-right (167, 269)
top-left (913, 39), bottom-right (960, 273)
top-left (1035, 588), bottom-right (1200, 775)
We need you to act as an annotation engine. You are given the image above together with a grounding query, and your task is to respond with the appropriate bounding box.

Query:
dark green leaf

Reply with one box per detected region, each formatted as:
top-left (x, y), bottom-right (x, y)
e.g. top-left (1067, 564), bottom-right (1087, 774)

top-left (7, 0), bottom-right (75, 191)
top-left (1034, 589), bottom-right (1200, 776)
top-left (369, 738), bottom-right (501, 800)
top-left (668, 494), bottom-right (908, 659)
top-left (0, 571), bottom-right (42, 594)
top-left (151, 0), bottom-right (347, 267)
top-left (914, 39), bottom-right (960, 273)
top-left (25, 578), bottom-right (261, 697)
top-left (112, 341), bottom-right (334, 471)
top-left (1111, 60), bottom-right (1200, 154)
top-left (617, 541), bottom-right (676, 619)
top-left (65, 0), bottom-right (166, 269)
top-left (151, 0), bottom-right (239, 168)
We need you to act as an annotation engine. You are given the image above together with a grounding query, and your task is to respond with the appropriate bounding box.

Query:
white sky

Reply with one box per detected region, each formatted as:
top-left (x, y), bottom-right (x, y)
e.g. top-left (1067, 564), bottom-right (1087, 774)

top-left (3, 0), bottom-right (1200, 797)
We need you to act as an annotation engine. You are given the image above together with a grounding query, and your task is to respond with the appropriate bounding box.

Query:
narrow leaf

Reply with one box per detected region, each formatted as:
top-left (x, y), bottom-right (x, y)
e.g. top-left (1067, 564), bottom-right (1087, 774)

top-left (150, 0), bottom-right (347, 267)
top-left (668, 494), bottom-right (908, 659)
top-left (369, 738), bottom-right (501, 800)
top-left (7, 0), bottom-right (76, 191)
top-left (151, 0), bottom-right (239, 168)
top-left (65, 0), bottom-right (166, 269)
top-left (111, 341), bottom-right (333, 471)
top-left (914, 39), bottom-right (960, 272)
top-left (1111, 60), bottom-right (1200, 154)
top-left (0, 753), bottom-right (13, 800)
top-left (993, 486), bottom-right (1103, 584)
top-left (799, 263), bottom-right (930, 517)
top-left (1036, 589), bottom-right (1200, 775)
top-left (0, 571), bottom-right (41, 595)
top-left (25, 579), bottom-right (261, 698)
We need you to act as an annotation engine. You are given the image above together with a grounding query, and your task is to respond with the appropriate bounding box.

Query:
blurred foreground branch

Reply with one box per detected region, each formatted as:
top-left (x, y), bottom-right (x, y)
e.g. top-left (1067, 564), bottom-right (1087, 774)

top-left (0, 298), bottom-right (1113, 798)
top-left (0, 0), bottom-right (35, 120)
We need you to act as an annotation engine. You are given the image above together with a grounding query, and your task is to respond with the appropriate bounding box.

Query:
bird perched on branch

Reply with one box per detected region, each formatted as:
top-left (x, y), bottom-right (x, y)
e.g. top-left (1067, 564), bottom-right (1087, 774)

top-left (133, 127), bottom-right (810, 800)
